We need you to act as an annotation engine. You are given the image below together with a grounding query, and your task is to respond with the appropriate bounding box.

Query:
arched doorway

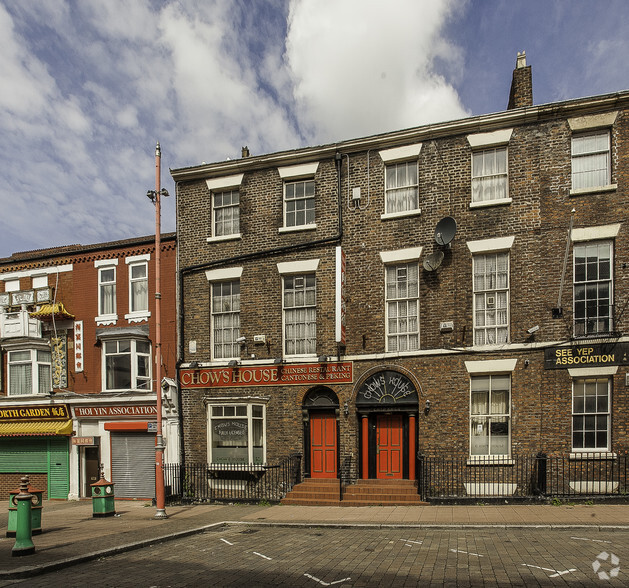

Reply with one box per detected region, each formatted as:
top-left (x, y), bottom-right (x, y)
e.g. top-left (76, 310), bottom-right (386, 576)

top-left (302, 387), bottom-right (339, 479)
top-left (355, 370), bottom-right (419, 480)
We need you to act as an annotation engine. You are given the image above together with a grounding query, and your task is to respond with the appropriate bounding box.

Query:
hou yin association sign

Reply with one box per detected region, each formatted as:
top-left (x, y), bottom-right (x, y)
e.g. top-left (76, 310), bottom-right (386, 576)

top-left (544, 342), bottom-right (629, 369)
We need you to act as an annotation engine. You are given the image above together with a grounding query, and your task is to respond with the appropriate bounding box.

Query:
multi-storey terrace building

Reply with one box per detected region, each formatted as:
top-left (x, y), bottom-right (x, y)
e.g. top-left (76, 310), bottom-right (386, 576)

top-left (172, 54), bottom-right (629, 502)
top-left (0, 234), bottom-right (179, 500)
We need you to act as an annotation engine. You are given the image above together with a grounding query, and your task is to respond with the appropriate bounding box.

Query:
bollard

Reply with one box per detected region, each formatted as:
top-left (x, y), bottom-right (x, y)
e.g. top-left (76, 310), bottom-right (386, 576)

top-left (12, 476), bottom-right (35, 557)
top-left (91, 463), bottom-right (116, 517)
top-left (7, 481), bottom-right (44, 538)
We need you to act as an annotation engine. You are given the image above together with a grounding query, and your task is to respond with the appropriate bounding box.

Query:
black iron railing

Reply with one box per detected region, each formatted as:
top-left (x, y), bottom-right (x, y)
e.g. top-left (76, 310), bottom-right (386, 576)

top-left (417, 452), bottom-right (629, 500)
top-left (163, 453), bottom-right (302, 504)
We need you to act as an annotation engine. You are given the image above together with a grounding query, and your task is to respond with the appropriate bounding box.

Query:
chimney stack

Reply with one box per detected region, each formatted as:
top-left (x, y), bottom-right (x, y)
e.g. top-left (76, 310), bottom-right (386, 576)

top-left (241, 146), bottom-right (250, 158)
top-left (507, 51), bottom-right (533, 109)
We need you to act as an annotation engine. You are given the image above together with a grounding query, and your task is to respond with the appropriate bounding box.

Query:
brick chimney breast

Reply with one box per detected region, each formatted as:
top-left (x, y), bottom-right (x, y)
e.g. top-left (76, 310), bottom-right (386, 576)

top-left (508, 51), bottom-right (533, 110)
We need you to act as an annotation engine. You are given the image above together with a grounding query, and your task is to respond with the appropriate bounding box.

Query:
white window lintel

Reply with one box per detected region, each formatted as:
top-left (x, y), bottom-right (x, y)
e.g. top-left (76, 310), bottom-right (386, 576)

top-left (466, 128), bottom-right (513, 148)
top-left (568, 367), bottom-right (618, 378)
top-left (379, 247), bottom-right (423, 264)
top-left (126, 254), bottom-right (150, 264)
top-left (277, 259), bottom-right (319, 274)
top-left (466, 236), bottom-right (515, 254)
top-left (571, 223), bottom-right (621, 242)
top-left (568, 112), bottom-right (618, 131)
top-left (379, 143), bottom-right (422, 163)
top-left (95, 259), bottom-right (119, 268)
top-left (465, 359), bottom-right (518, 374)
top-left (206, 173), bottom-right (244, 192)
top-left (277, 162), bottom-right (319, 179)
top-left (205, 267), bottom-right (244, 282)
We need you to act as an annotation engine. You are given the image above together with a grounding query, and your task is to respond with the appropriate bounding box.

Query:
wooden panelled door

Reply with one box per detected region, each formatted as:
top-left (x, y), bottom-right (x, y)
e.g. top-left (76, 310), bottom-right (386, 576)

top-left (310, 412), bottom-right (337, 478)
top-left (376, 414), bottom-right (403, 479)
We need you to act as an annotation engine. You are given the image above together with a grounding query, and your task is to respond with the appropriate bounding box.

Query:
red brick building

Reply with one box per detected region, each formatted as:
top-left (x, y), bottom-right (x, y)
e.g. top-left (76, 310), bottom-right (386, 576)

top-left (172, 54), bottom-right (629, 501)
top-left (0, 234), bottom-right (179, 500)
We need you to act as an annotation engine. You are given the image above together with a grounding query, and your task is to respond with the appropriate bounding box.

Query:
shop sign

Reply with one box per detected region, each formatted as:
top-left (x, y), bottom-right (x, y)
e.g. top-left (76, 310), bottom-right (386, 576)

top-left (74, 320), bottom-right (84, 372)
top-left (0, 404), bottom-right (70, 421)
top-left (180, 361), bottom-right (353, 389)
top-left (74, 405), bottom-right (157, 418)
top-left (51, 332), bottom-right (68, 388)
top-left (72, 436), bottom-right (100, 446)
top-left (544, 342), bottom-right (629, 369)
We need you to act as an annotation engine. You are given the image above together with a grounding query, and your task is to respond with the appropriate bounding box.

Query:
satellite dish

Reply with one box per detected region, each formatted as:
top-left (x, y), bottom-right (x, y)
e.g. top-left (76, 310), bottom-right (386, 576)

top-left (423, 250), bottom-right (444, 272)
top-left (435, 216), bottom-right (457, 247)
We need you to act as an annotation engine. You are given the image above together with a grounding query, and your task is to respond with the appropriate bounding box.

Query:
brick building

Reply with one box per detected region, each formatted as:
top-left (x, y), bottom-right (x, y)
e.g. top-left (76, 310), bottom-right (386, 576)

top-left (172, 54), bottom-right (629, 501)
top-left (0, 234), bottom-right (179, 500)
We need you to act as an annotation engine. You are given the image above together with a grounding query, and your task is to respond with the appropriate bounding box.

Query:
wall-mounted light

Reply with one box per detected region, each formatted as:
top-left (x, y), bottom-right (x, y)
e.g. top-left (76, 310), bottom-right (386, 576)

top-left (189, 361), bottom-right (199, 369)
top-left (274, 357), bottom-right (284, 365)
top-left (228, 359), bottom-right (240, 367)
top-left (318, 355), bottom-right (328, 363)
top-left (343, 401), bottom-right (349, 417)
top-left (424, 399), bottom-right (431, 415)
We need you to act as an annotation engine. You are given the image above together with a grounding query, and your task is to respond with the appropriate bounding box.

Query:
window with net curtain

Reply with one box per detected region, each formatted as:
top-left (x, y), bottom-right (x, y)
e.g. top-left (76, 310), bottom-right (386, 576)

top-left (213, 189), bottom-right (240, 236)
top-left (209, 404), bottom-right (265, 464)
top-left (385, 161), bottom-right (418, 214)
top-left (129, 262), bottom-right (148, 313)
top-left (571, 131), bottom-right (610, 191)
top-left (470, 374), bottom-right (511, 456)
top-left (283, 274), bottom-right (316, 355)
top-left (572, 377), bottom-right (610, 451)
top-left (386, 263), bottom-right (419, 352)
top-left (8, 349), bottom-right (51, 395)
top-left (99, 266), bottom-right (116, 316)
top-left (472, 147), bottom-right (508, 202)
top-left (211, 280), bottom-right (240, 359)
top-left (473, 252), bottom-right (509, 345)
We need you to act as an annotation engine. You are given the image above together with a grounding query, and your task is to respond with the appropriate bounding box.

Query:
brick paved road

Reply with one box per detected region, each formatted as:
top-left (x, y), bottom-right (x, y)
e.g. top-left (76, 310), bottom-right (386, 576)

top-left (3, 526), bottom-right (628, 587)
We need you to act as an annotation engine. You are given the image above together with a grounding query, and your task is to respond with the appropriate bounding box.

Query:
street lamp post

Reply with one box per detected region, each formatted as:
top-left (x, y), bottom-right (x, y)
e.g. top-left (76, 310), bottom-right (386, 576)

top-left (147, 142), bottom-right (169, 519)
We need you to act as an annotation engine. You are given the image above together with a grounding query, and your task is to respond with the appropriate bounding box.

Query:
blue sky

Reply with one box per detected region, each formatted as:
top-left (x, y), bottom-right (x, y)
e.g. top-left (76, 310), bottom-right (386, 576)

top-left (1, 0), bottom-right (627, 257)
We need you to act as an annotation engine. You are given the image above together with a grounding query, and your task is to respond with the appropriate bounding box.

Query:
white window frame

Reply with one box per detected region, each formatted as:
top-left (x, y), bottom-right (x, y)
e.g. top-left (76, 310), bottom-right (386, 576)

top-left (472, 251), bottom-right (510, 346)
top-left (102, 338), bottom-right (151, 392)
top-left (573, 240), bottom-right (613, 337)
top-left (207, 403), bottom-right (266, 465)
top-left (385, 262), bottom-right (419, 352)
top-left (471, 146), bottom-right (508, 204)
top-left (278, 163), bottom-right (319, 233)
top-left (95, 259), bottom-right (118, 325)
top-left (212, 189), bottom-right (240, 239)
top-left (206, 174), bottom-right (244, 242)
top-left (282, 273), bottom-right (317, 357)
top-left (572, 377), bottom-right (610, 452)
top-left (469, 374), bottom-right (512, 458)
top-left (211, 280), bottom-right (241, 360)
top-left (383, 160), bottom-right (419, 216)
top-left (7, 348), bottom-right (51, 395)
top-left (571, 130), bottom-right (611, 193)
top-left (283, 178), bottom-right (316, 229)
top-left (125, 255), bottom-right (150, 323)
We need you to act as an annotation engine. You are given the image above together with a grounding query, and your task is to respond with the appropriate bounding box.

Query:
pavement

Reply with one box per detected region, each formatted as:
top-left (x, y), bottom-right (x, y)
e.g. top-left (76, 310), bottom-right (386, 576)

top-left (1, 499), bottom-right (628, 580)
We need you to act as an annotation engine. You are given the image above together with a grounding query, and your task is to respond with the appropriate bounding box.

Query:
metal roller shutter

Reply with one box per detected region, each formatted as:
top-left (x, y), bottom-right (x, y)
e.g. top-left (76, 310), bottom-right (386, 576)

top-left (110, 433), bottom-right (155, 498)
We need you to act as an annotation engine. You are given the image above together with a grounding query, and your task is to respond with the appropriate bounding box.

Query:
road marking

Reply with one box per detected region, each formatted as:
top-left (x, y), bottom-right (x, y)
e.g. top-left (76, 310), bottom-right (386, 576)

top-left (253, 551), bottom-right (272, 560)
top-left (304, 573), bottom-right (351, 586)
top-left (521, 563), bottom-right (576, 577)
top-left (571, 536), bottom-right (612, 544)
top-left (449, 549), bottom-right (483, 557)
top-left (220, 538), bottom-right (234, 545)
top-left (400, 539), bottom-right (423, 545)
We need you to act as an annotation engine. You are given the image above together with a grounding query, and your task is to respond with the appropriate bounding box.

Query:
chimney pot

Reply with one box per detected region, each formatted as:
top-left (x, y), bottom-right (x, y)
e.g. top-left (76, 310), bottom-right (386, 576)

top-left (241, 146), bottom-right (250, 158)
top-left (516, 51), bottom-right (527, 68)
top-left (508, 51), bottom-right (532, 109)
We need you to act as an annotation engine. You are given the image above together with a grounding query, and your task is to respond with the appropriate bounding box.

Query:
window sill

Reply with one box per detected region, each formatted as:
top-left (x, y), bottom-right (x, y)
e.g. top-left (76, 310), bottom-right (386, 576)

top-left (466, 456), bottom-right (514, 466)
top-left (469, 198), bottom-right (512, 209)
top-left (95, 314), bottom-right (118, 326)
top-left (125, 311), bottom-right (151, 324)
top-left (570, 184), bottom-right (617, 196)
top-left (206, 233), bottom-right (242, 243)
top-left (380, 209), bottom-right (421, 221)
top-left (278, 224), bottom-right (317, 234)
top-left (569, 452), bottom-right (616, 460)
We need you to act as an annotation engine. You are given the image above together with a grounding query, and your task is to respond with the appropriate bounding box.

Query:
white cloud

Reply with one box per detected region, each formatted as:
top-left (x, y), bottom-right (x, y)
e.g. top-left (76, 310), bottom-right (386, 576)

top-left (285, 0), bottom-right (468, 143)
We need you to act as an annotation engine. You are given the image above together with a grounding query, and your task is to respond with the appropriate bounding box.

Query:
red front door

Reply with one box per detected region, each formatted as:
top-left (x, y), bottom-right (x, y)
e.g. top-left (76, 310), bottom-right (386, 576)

top-left (310, 412), bottom-right (337, 478)
top-left (376, 414), bottom-right (403, 479)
